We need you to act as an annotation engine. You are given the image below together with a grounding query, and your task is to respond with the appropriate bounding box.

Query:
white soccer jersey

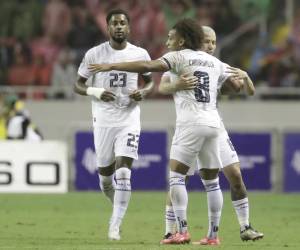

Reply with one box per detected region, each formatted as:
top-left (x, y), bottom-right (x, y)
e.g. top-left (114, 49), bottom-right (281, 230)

top-left (78, 41), bottom-right (151, 127)
top-left (160, 50), bottom-right (229, 128)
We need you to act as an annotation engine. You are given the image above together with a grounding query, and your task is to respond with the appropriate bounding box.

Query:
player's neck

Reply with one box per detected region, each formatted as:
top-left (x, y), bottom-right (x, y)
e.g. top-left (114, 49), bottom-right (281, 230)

top-left (109, 39), bottom-right (127, 50)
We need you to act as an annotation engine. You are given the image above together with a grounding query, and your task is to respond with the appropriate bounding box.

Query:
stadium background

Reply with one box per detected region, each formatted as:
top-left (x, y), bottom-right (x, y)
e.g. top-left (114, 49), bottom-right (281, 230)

top-left (0, 0), bottom-right (300, 249)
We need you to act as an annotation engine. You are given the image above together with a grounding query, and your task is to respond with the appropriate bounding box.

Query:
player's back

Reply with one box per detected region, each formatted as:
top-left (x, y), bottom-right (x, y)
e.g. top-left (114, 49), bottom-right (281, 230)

top-left (162, 49), bottom-right (228, 128)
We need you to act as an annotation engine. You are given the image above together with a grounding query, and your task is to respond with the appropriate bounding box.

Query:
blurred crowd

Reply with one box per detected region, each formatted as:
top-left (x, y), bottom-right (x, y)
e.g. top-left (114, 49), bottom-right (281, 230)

top-left (0, 0), bottom-right (300, 100)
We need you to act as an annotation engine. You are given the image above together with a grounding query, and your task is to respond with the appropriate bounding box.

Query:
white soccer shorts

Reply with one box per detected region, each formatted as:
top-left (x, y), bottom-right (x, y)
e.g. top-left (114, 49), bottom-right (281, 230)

top-left (170, 125), bottom-right (222, 173)
top-left (187, 127), bottom-right (240, 176)
top-left (93, 125), bottom-right (140, 167)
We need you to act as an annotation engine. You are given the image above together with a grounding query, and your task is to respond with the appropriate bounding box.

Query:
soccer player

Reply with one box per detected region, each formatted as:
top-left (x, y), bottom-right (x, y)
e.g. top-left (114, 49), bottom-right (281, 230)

top-left (158, 26), bottom-right (263, 245)
top-left (74, 9), bottom-right (154, 241)
top-left (89, 18), bottom-right (241, 244)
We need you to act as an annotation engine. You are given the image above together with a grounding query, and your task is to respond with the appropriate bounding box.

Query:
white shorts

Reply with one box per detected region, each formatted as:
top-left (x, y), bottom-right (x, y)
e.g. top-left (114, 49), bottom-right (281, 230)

top-left (93, 125), bottom-right (140, 167)
top-left (170, 125), bottom-right (222, 172)
top-left (187, 127), bottom-right (239, 175)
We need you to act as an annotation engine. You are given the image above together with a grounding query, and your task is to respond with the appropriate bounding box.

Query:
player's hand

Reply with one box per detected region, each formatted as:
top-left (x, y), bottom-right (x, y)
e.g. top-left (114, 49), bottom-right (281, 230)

top-left (129, 89), bottom-right (146, 101)
top-left (226, 66), bottom-right (248, 80)
top-left (88, 64), bottom-right (112, 73)
top-left (176, 73), bottom-right (198, 90)
top-left (101, 91), bottom-right (116, 102)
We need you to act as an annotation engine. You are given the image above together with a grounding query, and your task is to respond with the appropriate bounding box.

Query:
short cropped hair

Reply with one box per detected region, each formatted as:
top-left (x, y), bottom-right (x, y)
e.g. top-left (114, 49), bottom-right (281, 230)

top-left (173, 18), bottom-right (203, 51)
top-left (106, 9), bottom-right (130, 24)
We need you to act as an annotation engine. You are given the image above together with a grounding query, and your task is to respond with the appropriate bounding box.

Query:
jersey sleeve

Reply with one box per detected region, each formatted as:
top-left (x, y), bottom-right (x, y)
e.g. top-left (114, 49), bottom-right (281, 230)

top-left (217, 62), bottom-right (231, 89)
top-left (159, 51), bottom-right (182, 74)
top-left (78, 48), bottom-right (96, 79)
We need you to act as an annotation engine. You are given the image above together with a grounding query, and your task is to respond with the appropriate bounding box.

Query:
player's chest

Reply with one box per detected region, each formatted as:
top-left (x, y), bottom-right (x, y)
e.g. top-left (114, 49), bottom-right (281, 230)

top-left (99, 51), bottom-right (143, 63)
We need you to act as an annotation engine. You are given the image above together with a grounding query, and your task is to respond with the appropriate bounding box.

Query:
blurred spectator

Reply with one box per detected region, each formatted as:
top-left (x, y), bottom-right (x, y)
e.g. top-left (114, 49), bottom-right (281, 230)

top-left (0, 1), bottom-right (42, 42)
top-left (50, 48), bottom-right (77, 99)
top-left (42, 0), bottom-right (71, 45)
top-left (30, 36), bottom-right (62, 66)
top-left (7, 41), bottom-right (34, 86)
top-left (238, 0), bottom-right (271, 21)
top-left (163, 0), bottom-right (195, 29)
top-left (31, 53), bottom-right (52, 86)
top-left (5, 95), bottom-right (43, 141)
top-left (212, 0), bottom-right (241, 36)
top-left (68, 2), bottom-right (104, 65)
top-left (194, 0), bottom-right (241, 36)
top-left (248, 7), bottom-right (300, 88)
top-left (287, 8), bottom-right (300, 65)
top-left (29, 0), bottom-right (72, 68)
top-left (130, 0), bottom-right (166, 58)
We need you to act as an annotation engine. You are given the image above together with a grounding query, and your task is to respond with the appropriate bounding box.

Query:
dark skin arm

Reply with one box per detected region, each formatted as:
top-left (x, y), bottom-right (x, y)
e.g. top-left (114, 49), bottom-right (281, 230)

top-left (73, 75), bottom-right (116, 102)
top-left (129, 74), bottom-right (154, 101)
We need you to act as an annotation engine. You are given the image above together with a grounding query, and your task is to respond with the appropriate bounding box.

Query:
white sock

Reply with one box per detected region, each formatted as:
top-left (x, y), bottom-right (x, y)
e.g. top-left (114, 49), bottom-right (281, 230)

top-left (98, 173), bottom-right (116, 204)
top-left (232, 197), bottom-right (249, 231)
top-left (110, 167), bottom-right (131, 228)
top-left (165, 205), bottom-right (176, 235)
top-left (169, 171), bottom-right (188, 234)
top-left (202, 178), bottom-right (223, 239)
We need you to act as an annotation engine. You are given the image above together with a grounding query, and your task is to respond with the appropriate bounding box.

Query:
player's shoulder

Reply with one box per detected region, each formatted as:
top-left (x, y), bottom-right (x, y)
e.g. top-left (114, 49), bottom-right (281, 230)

top-left (201, 51), bottom-right (226, 67)
top-left (85, 41), bottom-right (108, 55)
top-left (126, 42), bottom-right (149, 55)
top-left (162, 50), bottom-right (183, 60)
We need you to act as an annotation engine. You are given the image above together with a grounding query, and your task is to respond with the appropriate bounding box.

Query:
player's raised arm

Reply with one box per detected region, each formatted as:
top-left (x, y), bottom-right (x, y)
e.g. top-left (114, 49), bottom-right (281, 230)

top-left (88, 59), bottom-right (169, 74)
top-left (158, 73), bottom-right (198, 95)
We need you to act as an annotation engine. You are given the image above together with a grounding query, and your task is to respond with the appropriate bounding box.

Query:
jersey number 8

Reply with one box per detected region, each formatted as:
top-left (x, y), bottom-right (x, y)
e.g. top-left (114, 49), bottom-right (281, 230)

top-left (194, 71), bottom-right (210, 103)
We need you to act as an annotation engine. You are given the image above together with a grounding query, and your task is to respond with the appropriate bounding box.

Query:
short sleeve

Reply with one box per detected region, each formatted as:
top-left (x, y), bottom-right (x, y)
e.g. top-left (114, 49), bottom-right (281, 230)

top-left (158, 51), bottom-right (182, 74)
top-left (78, 49), bottom-right (96, 79)
top-left (217, 62), bottom-right (231, 89)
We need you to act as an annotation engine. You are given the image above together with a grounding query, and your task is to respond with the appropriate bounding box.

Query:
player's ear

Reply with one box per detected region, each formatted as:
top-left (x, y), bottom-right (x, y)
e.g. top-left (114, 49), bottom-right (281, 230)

top-left (179, 38), bottom-right (185, 48)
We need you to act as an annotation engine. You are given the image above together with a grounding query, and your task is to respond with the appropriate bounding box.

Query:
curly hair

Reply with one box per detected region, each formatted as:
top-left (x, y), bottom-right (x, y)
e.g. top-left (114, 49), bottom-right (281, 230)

top-left (173, 18), bottom-right (203, 51)
top-left (106, 9), bottom-right (130, 24)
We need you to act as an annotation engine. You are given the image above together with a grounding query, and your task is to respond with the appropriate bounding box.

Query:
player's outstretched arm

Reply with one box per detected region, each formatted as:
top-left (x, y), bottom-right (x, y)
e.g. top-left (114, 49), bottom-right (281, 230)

top-left (88, 60), bottom-right (169, 74)
top-left (159, 73), bottom-right (197, 94)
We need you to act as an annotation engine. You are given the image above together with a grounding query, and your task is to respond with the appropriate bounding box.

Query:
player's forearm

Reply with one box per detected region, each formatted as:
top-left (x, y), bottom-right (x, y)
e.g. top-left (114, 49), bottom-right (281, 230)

top-left (109, 61), bottom-right (150, 73)
top-left (111, 60), bottom-right (167, 73)
top-left (74, 76), bottom-right (105, 99)
top-left (74, 77), bottom-right (88, 96)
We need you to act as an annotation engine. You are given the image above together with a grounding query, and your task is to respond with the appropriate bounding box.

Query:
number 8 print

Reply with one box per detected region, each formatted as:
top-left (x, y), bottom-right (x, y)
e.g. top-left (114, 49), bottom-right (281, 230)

top-left (194, 71), bottom-right (210, 103)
